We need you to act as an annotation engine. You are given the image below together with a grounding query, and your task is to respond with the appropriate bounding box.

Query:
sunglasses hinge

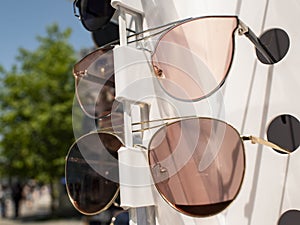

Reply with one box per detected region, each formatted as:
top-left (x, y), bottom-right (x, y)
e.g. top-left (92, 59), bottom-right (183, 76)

top-left (238, 20), bottom-right (249, 35)
top-left (241, 136), bottom-right (251, 141)
top-left (238, 19), bottom-right (277, 64)
top-left (74, 70), bottom-right (87, 78)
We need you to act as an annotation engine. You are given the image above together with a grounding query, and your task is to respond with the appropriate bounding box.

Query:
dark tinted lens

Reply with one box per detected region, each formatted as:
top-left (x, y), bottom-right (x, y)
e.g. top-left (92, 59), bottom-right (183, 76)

top-left (66, 132), bottom-right (122, 215)
top-left (74, 47), bottom-right (115, 119)
top-left (267, 114), bottom-right (300, 153)
top-left (113, 211), bottom-right (129, 225)
top-left (256, 28), bottom-right (290, 65)
top-left (92, 22), bottom-right (119, 47)
top-left (80, 0), bottom-right (115, 31)
top-left (278, 210), bottom-right (300, 225)
top-left (148, 118), bottom-right (245, 217)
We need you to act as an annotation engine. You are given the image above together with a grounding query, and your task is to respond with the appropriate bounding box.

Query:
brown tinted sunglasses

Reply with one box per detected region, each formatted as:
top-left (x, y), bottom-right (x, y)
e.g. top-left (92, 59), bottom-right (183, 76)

top-left (65, 116), bottom-right (290, 217)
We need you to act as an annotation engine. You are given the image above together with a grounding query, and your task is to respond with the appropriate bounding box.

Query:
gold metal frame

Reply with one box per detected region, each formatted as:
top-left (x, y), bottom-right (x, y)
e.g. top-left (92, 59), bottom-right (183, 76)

top-left (65, 130), bottom-right (124, 216)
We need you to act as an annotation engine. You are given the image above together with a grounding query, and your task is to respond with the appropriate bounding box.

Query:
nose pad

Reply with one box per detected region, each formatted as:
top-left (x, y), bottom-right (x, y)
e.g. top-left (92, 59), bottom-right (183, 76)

top-left (152, 163), bottom-right (169, 183)
top-left (153, 65), bottom-right (164, 78)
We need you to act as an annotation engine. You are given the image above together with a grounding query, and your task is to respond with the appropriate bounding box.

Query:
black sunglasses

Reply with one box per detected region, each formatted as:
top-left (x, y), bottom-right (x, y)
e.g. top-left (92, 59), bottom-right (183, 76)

top-left (73, 0), bottom-right (116, 31)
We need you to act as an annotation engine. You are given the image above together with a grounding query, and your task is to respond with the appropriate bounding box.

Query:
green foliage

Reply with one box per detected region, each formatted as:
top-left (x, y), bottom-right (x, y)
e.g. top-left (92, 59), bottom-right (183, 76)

top-left (0, 23), bottom-right (77, 183)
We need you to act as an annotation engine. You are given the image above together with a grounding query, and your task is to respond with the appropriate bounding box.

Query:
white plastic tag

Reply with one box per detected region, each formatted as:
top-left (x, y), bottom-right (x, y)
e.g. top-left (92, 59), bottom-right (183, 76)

top-left (118, 146), bottom-right (156, 208)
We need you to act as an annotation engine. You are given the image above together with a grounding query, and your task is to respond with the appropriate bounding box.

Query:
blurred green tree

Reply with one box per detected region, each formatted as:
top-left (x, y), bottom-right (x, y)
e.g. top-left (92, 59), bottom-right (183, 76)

top-left (0, 24), bottom-right (77, 211)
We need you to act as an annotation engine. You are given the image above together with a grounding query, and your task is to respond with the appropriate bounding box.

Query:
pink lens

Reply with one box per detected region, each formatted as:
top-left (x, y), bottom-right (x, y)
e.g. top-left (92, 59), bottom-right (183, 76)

top-left (148, 117), bottom-right (245, 217)
top-left (152, 16), bottom-right (238, 101)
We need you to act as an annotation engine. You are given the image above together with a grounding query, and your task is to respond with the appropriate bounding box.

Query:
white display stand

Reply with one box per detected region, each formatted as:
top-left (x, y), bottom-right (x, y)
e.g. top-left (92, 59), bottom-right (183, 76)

top-left (111, 2), bottom-right (156, 225)
top-left (111, 1), bottom-right (300, 225)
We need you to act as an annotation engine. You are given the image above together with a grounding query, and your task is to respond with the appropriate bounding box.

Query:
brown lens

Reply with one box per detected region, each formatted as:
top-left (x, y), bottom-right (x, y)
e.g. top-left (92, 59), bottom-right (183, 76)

top-left (73, 47), bottom-right (115, 119)
top-left (151, 16), bottom-right (238, 101)
top-left (65, 132), bottom-right (122, 215)
top-left (148, 117), bottom-right (245, 217)
top-left (98, 111), bottom-right (125, 141)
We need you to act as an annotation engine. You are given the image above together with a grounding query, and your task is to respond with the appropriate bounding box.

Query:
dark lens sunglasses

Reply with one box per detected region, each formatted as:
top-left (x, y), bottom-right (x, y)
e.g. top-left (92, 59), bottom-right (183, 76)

top-left (65, 116), bottom-right (291, 216)
top-left (65, 131), bottom-right (122, 215)
top-left (73, 45), bottom-right (115, 119)
top-left (73, 16), bottom-right (289, 119)
top-left (73, 0), bottom-right (116, 31)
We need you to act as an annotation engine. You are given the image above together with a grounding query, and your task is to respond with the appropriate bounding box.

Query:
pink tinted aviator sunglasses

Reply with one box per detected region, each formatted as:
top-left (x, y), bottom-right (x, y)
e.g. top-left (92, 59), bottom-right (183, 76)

top-left (73, 16), bottom-right (289, 119)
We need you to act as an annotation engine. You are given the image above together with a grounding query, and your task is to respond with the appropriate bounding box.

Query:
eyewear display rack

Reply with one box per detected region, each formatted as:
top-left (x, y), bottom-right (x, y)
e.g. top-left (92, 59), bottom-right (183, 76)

top-left (106, 1), bottom-right (297, 225)
top-left (68, 0), bottom-right (300, 225)
top-left (67, 0), bottom-right (300, 225)
top-left (111, 1), bottom-right (157, 225)
top-left (68, 0), bottom-right (300, 224)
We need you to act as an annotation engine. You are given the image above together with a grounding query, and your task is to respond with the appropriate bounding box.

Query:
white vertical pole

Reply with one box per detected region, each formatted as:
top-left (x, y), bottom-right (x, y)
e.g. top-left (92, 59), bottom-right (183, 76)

top-left (118, 6), bottom-right (128, 46)
top-left (115, 3), bottom-right (156, 225)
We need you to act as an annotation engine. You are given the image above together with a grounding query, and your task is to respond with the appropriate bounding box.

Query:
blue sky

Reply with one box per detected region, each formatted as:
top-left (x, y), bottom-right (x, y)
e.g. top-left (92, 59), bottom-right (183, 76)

top-left (0, 0), bottom-right (95, 70)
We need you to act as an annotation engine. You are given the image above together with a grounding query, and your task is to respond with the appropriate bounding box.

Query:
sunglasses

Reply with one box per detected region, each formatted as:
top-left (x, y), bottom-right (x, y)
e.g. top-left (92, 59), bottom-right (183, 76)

top-left (73, 15), bottom-right (282, 119)
top-left (73, 45), bottom-right (115, 119)
top-left (73, 0), bottom-right (116, 31)
top-left (65, 116), bottom-right (290, 216)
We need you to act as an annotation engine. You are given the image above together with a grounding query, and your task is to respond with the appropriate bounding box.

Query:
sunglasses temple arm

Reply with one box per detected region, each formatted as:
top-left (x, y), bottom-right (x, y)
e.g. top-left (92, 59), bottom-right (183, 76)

top-left (74, 73), bottom-right (115, 87)
top-left (94, 17), bottom-right (193, 49)
top-left (73, 0), bottom-right (80, 18)
top-left (242, 136), bottom-right (290, 154)
top-left (131, 115), bottom-right (199, 132)
top-left (97, 114), bottom-right (197, 135)
top-left (238, 20), bottom-right (276, 64)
